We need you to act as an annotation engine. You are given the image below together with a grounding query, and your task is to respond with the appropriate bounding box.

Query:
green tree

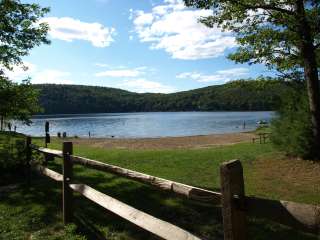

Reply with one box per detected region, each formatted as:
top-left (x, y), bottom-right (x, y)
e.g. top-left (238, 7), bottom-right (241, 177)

top-left (0, 0), bottom-right (49, 128)
top-left (0, 0), bottom-right (50, 74)
top-left (184, 0), bottom-right (320, 159)
top-left (0, 77), bottom-right (41, 130)
top-left (271, 81), bottom-right (313, 158)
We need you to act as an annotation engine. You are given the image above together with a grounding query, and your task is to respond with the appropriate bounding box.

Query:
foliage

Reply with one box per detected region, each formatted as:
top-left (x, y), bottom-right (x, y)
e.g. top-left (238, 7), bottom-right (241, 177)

top-left (0, 132), bottom-right (27, 186)
top-left (271, 82), bottom-right (314, 158)
top-left (35, 78), bottom-right (286, 114)
top-left (183, 0), bottom-right (320, 159)
top-left (0, 0), bottom-right (49, 75)
top-left (0, 77), bottom-right (41, 129)
top-left (0, 0), bottom-right (49, 128)
top-left (184, 0), bottom-right (319, 74)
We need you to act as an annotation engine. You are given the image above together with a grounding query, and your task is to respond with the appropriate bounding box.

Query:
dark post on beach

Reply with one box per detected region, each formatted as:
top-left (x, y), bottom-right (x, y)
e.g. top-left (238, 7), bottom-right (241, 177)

top-left (44, 121), bottom-right (52, 165)
top-left (45, 121), bottom-right (50, 148)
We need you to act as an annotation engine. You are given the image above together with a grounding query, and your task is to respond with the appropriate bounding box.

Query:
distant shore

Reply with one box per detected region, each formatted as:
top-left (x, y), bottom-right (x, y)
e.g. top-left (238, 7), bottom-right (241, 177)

top-left (67, 132), bottom-right (255, 150)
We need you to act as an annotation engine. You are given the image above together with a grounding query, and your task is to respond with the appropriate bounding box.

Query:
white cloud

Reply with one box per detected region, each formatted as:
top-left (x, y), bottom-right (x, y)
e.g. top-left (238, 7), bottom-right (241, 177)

top-left (133, 12), bottom-right (154, 26)
top-left (131, 0), bottom-right (236, 60)
top-left (32, 70), bottom-right (73, 84)
top-left (216, 68), bottom-right (249, 76)
top-left (41, 17), bottom-right (116, 47)
top-left (94, 63), bottom-right (110, 68)
top-left (95, 65), bottom-right (154, 78)
top-left (116, 79), bottom-right (175, 93)
top-left (94, 64), bottom-right (169, 93)
top-left (4, 62), bottom-right (73, 84)
top-left (176, 67), bottom-right (249, 83)
top-left (95, 68), bottom-right (143, 78)
top-left (3, 62), bottom-right (37, 81)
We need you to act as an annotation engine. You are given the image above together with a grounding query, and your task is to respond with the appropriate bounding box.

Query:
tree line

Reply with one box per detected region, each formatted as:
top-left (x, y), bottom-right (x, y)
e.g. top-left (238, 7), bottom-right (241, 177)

top-left (35, 78), bottom-right (285, 114)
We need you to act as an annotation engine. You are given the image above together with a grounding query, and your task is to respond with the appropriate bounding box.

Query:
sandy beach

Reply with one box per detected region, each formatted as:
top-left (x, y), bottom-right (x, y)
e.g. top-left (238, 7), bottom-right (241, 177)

top-left (71, 132), bottom-right (255, 150)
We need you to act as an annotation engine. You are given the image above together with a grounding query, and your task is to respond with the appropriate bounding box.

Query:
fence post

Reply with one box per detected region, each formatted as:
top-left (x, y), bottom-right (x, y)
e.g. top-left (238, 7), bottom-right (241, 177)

top-left (63, 141), bottom-right (73, 224)
top-left (220, 159), bottom-right (247, 240)
top-left (26, 136), bottom-right (32, 185)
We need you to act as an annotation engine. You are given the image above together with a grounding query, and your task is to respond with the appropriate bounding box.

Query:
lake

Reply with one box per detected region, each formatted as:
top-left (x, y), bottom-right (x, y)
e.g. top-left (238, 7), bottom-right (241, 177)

top-left (15, 112), bottom-right (274, 138)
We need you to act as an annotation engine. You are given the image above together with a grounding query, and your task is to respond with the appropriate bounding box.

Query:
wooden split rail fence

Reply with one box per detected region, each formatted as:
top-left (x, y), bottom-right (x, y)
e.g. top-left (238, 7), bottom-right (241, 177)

top-left (26, 137), bottom-right (320, 240)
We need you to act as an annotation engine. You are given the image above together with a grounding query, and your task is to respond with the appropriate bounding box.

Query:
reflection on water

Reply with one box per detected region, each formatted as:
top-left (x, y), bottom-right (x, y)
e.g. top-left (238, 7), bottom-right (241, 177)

top-left (14, 112), bottom-right (274, 138)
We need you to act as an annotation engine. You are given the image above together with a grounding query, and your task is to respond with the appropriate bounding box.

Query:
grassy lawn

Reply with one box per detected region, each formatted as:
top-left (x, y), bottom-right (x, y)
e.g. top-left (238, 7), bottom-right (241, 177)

top-left (0, 132), bottom-right (88, 240)
top-left (1, 132), bottom-right (319, 239)
top-left (36, 136), bottom-right (319, 204)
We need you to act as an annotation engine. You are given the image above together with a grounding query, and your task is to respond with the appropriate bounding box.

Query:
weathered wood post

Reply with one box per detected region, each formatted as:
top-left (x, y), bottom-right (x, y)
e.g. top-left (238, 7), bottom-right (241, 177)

top-left (220, 159), bottom-right (247, 240)
top-left (63, 141), bottom-right (73, 224)
top-left (43, 121), bottom-right (53, 165)
top-left (26, 136), bottom-right (32, 185)
top-left (45, 121), bottom-right (50, 147)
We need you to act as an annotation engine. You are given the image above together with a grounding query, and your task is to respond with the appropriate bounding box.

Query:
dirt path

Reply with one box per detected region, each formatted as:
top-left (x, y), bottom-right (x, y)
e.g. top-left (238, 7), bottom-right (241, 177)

top-left (72, 132), bottom-right (255, 150)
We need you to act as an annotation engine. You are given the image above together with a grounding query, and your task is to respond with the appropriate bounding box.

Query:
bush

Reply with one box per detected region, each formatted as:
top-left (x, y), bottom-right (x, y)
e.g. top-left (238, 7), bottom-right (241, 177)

top-left (0, 132), bottom-right (27, 184)
top-left (271, 82), bottom-right (315, 159)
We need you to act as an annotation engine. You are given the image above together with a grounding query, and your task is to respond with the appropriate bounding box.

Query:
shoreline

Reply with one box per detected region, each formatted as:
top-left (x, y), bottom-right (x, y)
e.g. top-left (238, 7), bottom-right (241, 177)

top-left (31, 110), bottom-right (275, 117)
top-left (67, 132), bottom-right (256, 150)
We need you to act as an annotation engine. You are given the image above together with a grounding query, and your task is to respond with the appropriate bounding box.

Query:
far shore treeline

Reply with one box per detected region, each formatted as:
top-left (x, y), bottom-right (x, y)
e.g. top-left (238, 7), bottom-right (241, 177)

top-left (35, 78), bottom-right (285, 114)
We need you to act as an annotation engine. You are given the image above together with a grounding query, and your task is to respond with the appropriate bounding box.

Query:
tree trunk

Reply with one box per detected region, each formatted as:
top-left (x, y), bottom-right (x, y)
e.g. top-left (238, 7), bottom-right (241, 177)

top-left (296, 0), bottom-right (320, 159)
top-left (0, 116), bottom-right (3, 131)
top-left (303, 46), bottom-right (320, 158)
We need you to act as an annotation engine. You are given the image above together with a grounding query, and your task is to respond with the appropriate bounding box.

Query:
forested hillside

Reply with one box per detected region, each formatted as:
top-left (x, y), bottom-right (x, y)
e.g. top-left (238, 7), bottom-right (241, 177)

top-left (35, 79), bottom-right (286, 114)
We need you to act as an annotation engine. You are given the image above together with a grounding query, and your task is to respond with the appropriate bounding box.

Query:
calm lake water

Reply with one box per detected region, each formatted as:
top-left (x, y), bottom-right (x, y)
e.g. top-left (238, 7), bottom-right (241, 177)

top-left (15, 112), bottom-right (274, 138)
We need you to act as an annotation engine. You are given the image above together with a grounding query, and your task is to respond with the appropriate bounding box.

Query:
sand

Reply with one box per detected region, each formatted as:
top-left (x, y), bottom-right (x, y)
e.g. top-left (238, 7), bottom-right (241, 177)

top-left (71, 132), bottom-right (255, 150)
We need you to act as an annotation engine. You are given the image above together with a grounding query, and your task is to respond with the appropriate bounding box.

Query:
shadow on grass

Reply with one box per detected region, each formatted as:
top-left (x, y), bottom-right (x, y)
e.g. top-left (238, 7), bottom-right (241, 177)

top-left (72, 173), bottom-right (222, 239)
top-left (57, 162), bottom-right (317, 240)
top-left (0, 176), bottom-right (93, 239)
top-left (0, 132), bottom-right (318, 240)
top-left (0, 131), bottom-right (27, 185)
top-left (1, 162), bottom-right (318, 240)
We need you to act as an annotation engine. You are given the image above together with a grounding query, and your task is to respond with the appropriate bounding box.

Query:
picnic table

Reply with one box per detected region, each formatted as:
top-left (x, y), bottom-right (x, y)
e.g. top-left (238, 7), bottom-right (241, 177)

top-left (252, 132), bottom-right (271, 144)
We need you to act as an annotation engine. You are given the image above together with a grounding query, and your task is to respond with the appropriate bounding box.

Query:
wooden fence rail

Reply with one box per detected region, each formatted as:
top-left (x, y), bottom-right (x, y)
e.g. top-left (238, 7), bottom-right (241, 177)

top-left (70, 183), bottom-right (202, 240)
top-left (31, 163), bottom-right (63, 182)
top-left (30, 143), bottom-right (63, 157)
top-left (72, 155), bottom-right (222, 204)
top-left (27, 137), bottom-right (320, 240)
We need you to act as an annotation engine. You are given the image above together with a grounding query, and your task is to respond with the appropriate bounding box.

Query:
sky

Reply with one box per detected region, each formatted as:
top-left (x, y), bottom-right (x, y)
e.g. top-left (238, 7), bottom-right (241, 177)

top-left (7, 0), bottom-right (275, 93)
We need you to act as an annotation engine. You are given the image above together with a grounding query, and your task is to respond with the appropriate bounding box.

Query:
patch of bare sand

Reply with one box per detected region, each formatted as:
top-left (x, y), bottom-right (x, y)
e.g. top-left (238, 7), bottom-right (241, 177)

top-left (71, 132), bottom-right (255, 150)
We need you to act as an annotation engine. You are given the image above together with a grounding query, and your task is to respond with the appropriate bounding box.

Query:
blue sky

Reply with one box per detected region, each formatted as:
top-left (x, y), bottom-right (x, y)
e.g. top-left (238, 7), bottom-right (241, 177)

top-left (8, 0), bottom-right (275, 93)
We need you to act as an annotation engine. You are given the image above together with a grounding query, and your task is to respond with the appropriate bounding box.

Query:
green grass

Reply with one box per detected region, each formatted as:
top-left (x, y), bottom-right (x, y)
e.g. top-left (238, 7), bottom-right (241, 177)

top-left (1, 132), bottom-right (319, 240)
top-left (0, 181), bottom-right (86, 240)
top-left (0, 132), bottom-right (86, 239)
top-left (0, 131), bottom-right (28, 185)
top-left (35, 137), bottom-right (319, 204)
top-left (56, 141), bottom-right (274, 191)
